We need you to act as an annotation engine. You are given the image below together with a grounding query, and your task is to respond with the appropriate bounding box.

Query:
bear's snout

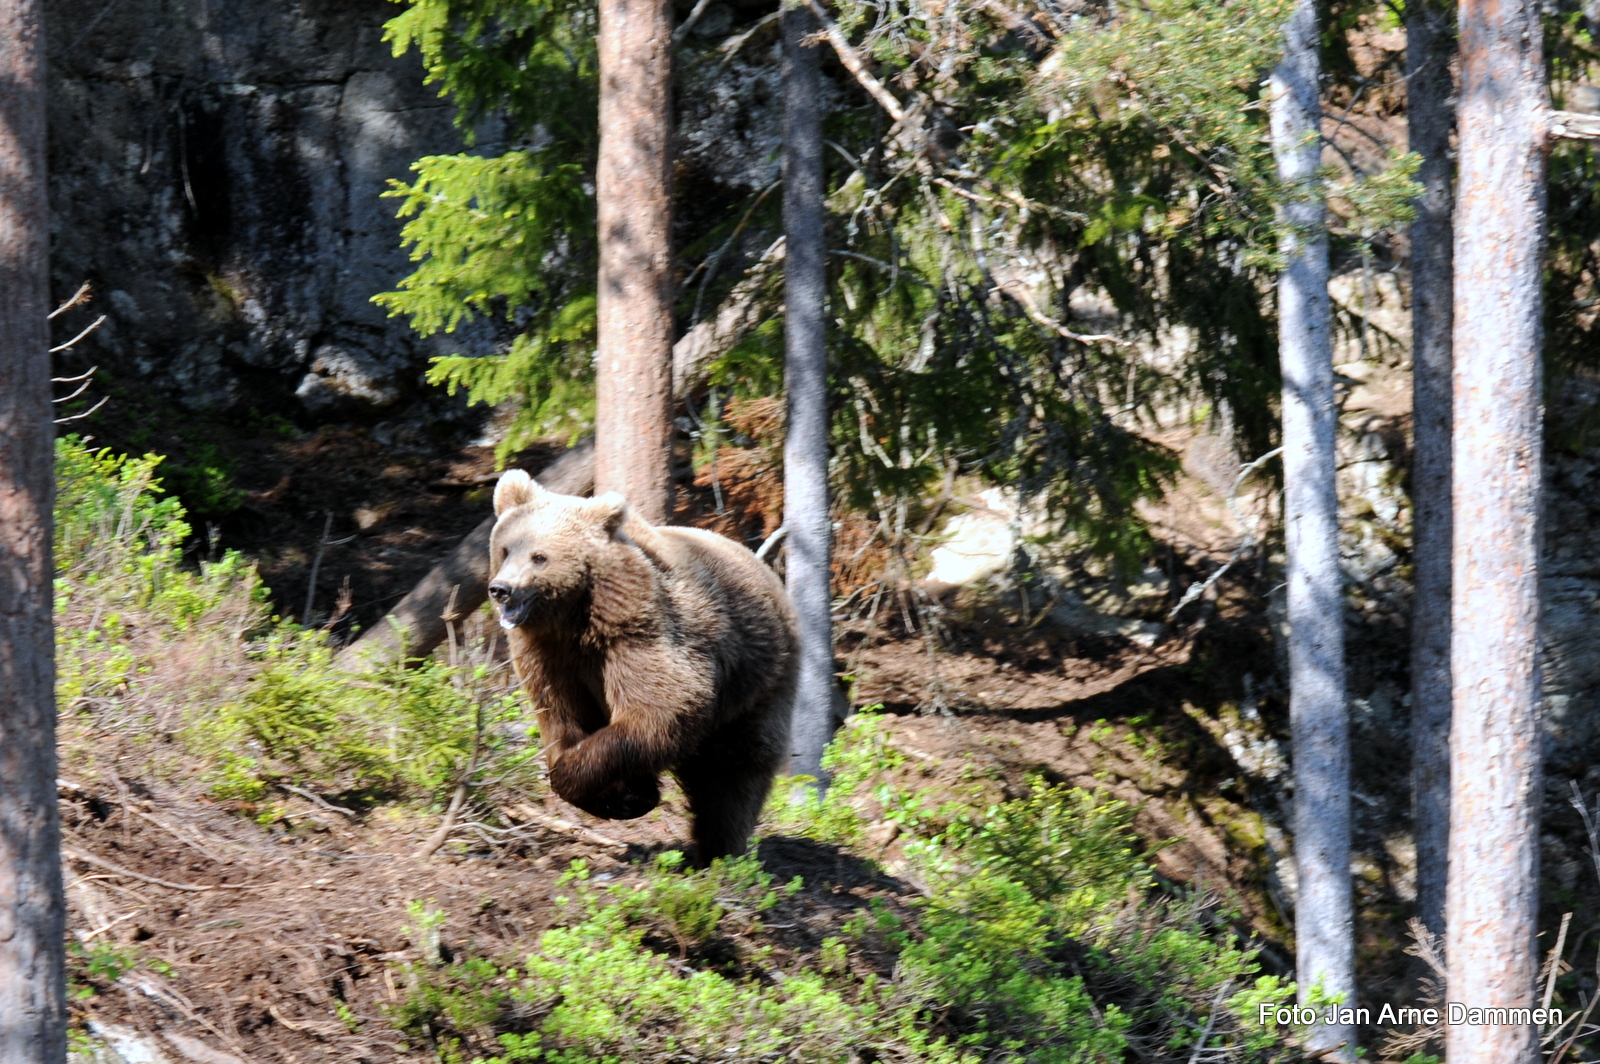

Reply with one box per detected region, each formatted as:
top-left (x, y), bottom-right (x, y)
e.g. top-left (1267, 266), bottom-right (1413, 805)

top-left (489, 579), bottom-right (535, 629)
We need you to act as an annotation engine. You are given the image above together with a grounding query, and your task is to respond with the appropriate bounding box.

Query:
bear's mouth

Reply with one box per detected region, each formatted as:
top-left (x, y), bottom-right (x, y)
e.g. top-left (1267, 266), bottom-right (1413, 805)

top-left (496, 597), bottom-right (534, 629)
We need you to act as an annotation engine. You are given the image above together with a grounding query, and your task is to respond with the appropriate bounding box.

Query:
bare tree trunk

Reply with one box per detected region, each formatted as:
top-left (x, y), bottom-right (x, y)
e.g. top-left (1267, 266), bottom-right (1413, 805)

top-left (595, 0), bottom-right (674, 523)
top-left (0, 1), bottom-right (67, 1059)
top-left (1271, 0), bottom-right (1354, 1054)
top-left (1404, 0), bottom-right (1455, 950)
top-left (782, 0), bottom-right (835, 782)
top-left (1445, 0), bottom-right (1546, 1053)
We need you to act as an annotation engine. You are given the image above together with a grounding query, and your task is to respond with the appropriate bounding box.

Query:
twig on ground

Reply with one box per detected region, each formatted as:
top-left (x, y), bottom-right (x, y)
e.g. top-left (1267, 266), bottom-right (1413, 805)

top-left (507, 802), bottom-right (629, 852)
top-left (123, 806), bottom-right (233, 864)
top-left (413, 781), bottom-right (472, 859)
top-left (281, 783), bottom-right (359, 821)
top-left (62, 846), bottom-right (254, 892)
top-left (81, 908), bottom-right (145, 942)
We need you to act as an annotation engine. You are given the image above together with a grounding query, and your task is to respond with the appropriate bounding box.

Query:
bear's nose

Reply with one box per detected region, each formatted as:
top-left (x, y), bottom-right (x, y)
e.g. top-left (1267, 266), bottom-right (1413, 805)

top-left (488, 580), bottom-right (513, 604)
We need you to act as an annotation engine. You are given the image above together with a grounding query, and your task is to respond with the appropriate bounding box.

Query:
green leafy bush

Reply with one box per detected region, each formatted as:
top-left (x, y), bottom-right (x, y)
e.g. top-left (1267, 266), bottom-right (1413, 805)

top-left (54, 434), bottom-right (538, 810)
top-left (191, 635), bottom-right (537, 804)
top-left (396, 718), bottom-right (1297, 1063)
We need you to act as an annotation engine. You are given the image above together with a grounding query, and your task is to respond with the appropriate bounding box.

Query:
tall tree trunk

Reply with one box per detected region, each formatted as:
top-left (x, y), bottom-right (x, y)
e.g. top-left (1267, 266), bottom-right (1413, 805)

top-left (1445, 0), bottom-right (1546, 1053)
top-left (1271, 0), bottom-right (1355, 1055)
top-left (0, 1), bottom-right (67, 1059)
top-left (1404, 0), bottom-right (1455, 951)
top-left (595, 0), bottom-right (674, 522)
top-left (782, 0), bottom-right (835, 782)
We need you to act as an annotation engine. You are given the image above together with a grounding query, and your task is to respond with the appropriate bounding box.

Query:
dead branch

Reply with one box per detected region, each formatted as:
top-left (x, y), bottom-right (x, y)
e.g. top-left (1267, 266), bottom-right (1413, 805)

top-left (801, 0), bottom-right (907, 122)
top-left (507, 802), bottom-right (629, 852)
top-left (61, 846), bottom-right (254, 892)
top-left (1551, 110), bottom-right (1600, 141)
top-left (51, 281), bottom-right (91, 318)
top-left (54, 394), bottom-right (109, 424)
top-left (50, 313), bottom-right (106, 353)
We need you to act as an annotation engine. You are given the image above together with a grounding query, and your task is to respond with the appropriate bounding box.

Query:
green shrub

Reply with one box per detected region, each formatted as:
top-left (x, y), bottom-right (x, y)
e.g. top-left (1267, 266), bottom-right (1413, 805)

top-left (54, 434), bottom-right (539, 810)
top-left (191, 635), bottom-right (537, 804)
top-left (54, 435), bottom-right (264, 715)
top-left (394, 724), bottom-right (1298, 1064)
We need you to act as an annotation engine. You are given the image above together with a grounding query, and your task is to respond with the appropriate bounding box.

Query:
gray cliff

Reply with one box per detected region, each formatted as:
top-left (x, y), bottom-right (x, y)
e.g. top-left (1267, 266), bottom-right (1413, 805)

top-left (45, 0), bottom-right (476, 424)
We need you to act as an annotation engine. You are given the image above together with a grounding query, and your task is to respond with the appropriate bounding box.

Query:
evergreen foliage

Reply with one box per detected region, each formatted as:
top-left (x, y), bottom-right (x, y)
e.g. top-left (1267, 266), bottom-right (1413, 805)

top-left (374, 0), bottom-right (1422, 566)
top-left (377, 0), bottom-right (599, 459)
top-left (395, 717), bottom-right (1299, 1062)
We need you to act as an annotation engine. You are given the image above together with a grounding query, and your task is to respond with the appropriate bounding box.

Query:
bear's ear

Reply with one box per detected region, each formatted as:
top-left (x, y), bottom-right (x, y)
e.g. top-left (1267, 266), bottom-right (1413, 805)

top-left (590, 491), bottom-right (630, 535)
top-left (494, 469), bottom-right (545, 516)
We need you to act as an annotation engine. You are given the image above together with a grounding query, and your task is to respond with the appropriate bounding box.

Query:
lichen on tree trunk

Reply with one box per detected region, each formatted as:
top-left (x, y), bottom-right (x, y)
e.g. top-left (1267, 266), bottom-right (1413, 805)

top-left (1445, 0), bottom-right (1547, 1054)
top-left (1270, 0), bottom-right (1355, 1053)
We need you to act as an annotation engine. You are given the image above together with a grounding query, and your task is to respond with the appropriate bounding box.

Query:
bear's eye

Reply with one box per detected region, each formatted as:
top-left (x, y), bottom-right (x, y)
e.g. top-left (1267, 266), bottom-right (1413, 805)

top-left (530, 552), bottom-right (549, 567)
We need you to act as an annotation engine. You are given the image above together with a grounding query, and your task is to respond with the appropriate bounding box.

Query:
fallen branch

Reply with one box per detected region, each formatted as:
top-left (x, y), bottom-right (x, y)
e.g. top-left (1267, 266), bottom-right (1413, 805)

top-left (62, 846), bottom-right (254, 892)
top-left (507, 802), bottom-right (629, 852)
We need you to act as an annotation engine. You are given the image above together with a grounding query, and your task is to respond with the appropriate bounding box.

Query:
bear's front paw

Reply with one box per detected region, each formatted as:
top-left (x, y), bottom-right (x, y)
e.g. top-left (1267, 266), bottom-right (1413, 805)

top-left (551, 763), bottom-right (661, 820)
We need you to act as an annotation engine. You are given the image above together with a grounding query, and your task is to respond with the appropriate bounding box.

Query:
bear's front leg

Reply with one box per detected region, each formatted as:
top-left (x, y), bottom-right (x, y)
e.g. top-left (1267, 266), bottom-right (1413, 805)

top-left (548, 726), bottom-right (663, 820)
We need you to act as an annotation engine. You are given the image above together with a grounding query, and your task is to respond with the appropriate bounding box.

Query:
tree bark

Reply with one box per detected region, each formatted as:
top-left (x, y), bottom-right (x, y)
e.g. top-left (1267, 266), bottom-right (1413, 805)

top-left (782, 1), bottom-right (836, 781)
top-left (1404, 0), bottom-right (1454, 950)
top-left (595, 0), bottom-right (674, 523)
top-left (0, 1), bottom-right (67, 1059)
top-left (1270, 0), bottom-right (1355, 1055)
top-left (1445, 0), bottom-right (1546, 1054)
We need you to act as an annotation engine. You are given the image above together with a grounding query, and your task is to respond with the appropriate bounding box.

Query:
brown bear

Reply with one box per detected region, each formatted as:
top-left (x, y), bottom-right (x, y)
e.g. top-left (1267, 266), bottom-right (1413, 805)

top-left (487, 469), bottom-right (799, 860)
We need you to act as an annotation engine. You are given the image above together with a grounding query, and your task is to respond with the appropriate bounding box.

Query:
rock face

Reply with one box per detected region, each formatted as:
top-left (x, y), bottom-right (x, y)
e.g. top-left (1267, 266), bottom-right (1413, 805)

top-left (45, 0), bottom-right (476, 422)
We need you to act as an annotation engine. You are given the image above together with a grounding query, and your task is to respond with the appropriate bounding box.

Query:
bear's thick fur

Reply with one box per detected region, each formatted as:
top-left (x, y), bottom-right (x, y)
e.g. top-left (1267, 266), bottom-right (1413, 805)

top-left (487, 470), bottom-right (799, 860)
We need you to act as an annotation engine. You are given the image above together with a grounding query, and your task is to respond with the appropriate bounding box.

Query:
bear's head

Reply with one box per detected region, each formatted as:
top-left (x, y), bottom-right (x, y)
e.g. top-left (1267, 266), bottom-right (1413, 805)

top-left (487, 469), bottom-right (634, 631)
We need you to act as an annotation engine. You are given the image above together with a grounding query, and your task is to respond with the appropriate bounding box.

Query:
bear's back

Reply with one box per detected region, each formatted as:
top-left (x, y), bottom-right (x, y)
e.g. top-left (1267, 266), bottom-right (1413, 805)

top-left (650, 526), bottom-right (799, 716)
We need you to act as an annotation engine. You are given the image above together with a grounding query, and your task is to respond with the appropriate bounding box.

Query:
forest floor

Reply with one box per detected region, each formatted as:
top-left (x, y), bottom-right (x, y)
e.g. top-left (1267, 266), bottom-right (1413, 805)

top-left (62, 417), bottom-right (1428, 1062)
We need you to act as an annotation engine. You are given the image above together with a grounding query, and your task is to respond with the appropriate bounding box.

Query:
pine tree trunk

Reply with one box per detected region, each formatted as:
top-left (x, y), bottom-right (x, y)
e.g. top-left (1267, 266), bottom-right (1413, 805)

top-left (595, 0), bottom-right (674, 522)
top-left (0, 2), bottom-right (67, 1059)
top-left (782, 1), bottom-right (835, 781)
top-left (1271, 0), bottom-right (1355, 1054)
top-left (1404, 0), bottom-right (1454, 949)
top-left (1445, 0), bottom-right (1546, 1053)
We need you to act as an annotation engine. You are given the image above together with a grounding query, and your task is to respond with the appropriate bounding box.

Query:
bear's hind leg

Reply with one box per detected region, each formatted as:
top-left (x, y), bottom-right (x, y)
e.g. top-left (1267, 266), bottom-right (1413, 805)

top-left (676, 721), bottom-right (785, 863)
